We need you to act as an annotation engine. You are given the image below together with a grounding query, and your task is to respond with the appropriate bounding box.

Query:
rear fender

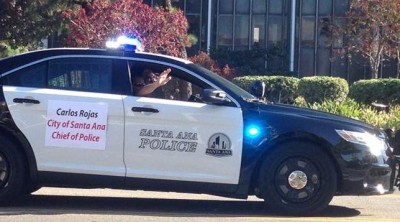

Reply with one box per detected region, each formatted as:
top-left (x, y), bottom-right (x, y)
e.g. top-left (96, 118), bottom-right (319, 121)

top-left (0, 85), bottom-right (39, 188)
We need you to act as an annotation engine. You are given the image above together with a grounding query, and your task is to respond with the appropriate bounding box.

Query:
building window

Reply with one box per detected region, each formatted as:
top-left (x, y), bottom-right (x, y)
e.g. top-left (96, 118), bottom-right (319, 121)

top-left (218, 16), bottom-right (234, 46)
top-left (236, 0), bottom-right (249, 14)
top-left (216, 0), bottom-right (287, 51)
top-left (187, 14), bottom-right (201, 53)
top-left (269, 0), bottom-right (283, 14)
top-left (318, 18), bottom-right (331, 47)
top-left (252, 15), bottom-right (265, 46)
top-left (334, 0), bottom-right (349, 16)
top-left (301, 17), bottom-right (315, 47)
top-left (253, 0), bottom-right (266, 14)
top-left (186, 0), bottom-right (201, 13)
top-left (220, 0), bottom-right (234, 14)
top-left (316, 48), bottom-right (331, 74)
top-left (300, 48), bottom-right (315, 75)
top-left (268, 16), bottom-right (283, 45)
top-left (233, 0), bottom-right (250, 49)
top-left (235, 15), bottom-right (249, 49)
top-left (302, 0), bottom-right (316, 15)
top-left (319, 0), bottom-right (332, 15)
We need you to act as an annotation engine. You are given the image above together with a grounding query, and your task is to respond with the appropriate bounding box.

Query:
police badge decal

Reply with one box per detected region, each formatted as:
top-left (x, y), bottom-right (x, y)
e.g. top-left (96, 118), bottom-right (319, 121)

top-left (206, 133), bottom-right (232, 157)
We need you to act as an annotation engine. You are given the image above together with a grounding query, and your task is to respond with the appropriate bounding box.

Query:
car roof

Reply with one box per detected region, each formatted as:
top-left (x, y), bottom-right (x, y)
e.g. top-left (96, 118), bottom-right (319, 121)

top-left (0, 48), bottom-right (193, 75)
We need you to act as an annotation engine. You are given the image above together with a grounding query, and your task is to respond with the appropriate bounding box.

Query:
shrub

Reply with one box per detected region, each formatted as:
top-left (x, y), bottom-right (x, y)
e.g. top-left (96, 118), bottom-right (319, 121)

top-left (298, 76), bottom-right (349, 104)
top-left (233, 76), bottom-right (300, 104)
top-left (299, 99), bottom-right (366, 120)
top-left (295, 99), bottom-right (400, 130)
top-left (349, 78), bottom-right (400, 105)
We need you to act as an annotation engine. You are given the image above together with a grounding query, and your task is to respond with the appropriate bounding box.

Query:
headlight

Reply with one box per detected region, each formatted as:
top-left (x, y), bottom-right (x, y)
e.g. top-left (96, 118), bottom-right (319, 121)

top-left (335, 129), bottom-right (385, 156)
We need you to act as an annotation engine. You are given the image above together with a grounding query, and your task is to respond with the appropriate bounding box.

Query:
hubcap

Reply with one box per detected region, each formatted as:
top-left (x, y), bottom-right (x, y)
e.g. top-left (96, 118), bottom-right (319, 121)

top-left (288, 170), bottom-right (308, 189)
top-left (274, 157), bottom-right (321, 203)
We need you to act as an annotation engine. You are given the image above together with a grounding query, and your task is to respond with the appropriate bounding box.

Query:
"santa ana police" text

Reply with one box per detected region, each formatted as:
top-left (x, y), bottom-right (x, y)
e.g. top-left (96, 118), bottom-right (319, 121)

top-left (138, 129), bottom-right (198, 152)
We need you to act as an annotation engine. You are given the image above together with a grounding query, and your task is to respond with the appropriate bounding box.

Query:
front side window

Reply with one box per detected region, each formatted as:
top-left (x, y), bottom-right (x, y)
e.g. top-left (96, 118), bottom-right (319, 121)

top-left (48, 58), bottom-right (112, 93)
top-left (129, 61), bottom-right (210, 103)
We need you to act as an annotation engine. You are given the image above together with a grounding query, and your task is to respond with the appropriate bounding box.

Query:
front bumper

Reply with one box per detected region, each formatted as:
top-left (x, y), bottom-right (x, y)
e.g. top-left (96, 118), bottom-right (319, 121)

top-left (341, 164), bottom-right (391, 194)
top-left (339, 143), bottom-right (392, 194)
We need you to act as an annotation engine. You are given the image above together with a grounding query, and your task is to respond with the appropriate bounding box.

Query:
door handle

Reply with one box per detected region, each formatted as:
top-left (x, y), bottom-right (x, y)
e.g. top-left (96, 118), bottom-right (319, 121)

top-left (131, 107), bottom-right (159, 113)
top-left (13, 98), bottom-right (40, 104)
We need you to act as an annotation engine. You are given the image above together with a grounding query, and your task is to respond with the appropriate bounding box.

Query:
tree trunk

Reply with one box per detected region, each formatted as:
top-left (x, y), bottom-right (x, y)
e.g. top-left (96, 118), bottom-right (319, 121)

top-left (370, 26), bottom-right (381, 79)
top-left (397, 50), bottom-right (400, 78)
top-left (370, 58), bottom-right (380, 79)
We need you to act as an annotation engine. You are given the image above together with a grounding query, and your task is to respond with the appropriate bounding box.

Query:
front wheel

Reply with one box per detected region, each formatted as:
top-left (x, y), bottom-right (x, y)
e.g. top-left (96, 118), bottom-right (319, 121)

top-left (258, 141), bottom-right (337, 215)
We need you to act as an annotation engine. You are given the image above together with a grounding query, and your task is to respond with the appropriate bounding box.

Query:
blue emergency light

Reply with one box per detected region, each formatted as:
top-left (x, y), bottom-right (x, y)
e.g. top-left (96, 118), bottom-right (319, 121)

top-left (105, 36), bottom-right (144, 52)
top-left (246, 125), bottom-right (261, 138)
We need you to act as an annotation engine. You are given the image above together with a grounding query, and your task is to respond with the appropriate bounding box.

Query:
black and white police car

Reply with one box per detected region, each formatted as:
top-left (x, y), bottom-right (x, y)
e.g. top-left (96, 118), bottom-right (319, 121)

top-left (0, 37), bottom-right (392, 214)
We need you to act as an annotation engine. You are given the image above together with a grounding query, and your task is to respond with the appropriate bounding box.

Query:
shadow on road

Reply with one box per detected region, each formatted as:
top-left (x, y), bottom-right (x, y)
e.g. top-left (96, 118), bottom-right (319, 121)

top-left (0, 195), bottom-right (360, 218)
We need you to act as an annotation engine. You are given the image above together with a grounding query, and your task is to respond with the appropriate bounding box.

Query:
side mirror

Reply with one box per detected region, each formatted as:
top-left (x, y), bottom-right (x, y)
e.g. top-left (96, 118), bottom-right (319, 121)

top-left (250, 80), bottom-right (266, 98)
top-left (202, 89), bottom-right (231, 105)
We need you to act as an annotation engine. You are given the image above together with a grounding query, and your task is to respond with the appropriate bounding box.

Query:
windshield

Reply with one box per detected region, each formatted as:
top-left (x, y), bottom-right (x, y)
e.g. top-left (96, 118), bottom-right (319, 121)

top-left (189, 64), bottom-right (255, 100)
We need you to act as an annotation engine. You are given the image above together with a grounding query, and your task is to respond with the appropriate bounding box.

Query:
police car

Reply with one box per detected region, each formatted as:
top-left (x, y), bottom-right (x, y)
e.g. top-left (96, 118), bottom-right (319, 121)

top-left (0, 37), bottom-right (392, 214)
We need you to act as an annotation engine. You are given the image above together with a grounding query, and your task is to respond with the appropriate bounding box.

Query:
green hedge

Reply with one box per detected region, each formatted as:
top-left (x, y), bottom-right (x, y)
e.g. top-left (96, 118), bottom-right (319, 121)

top-left (232, 75), bottom-right (400, 129)
top-left (295, 99), bottom-right (400, 130)
top-left (298, 76), bottom-right (349, 104)
top-left (232, 76), bottom-right (299, 104)
top-left (349, 78), bottom-right (400, 105)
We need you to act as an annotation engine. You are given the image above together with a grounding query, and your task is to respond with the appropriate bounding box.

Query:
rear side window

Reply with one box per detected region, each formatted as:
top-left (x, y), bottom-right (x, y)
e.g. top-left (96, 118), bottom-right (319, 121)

top-left (2, 62), bottom-right (47, 88)
top-left (48, 58), bottom-right (112, 93)
top-left (2, 57), bottom-right (124, 94)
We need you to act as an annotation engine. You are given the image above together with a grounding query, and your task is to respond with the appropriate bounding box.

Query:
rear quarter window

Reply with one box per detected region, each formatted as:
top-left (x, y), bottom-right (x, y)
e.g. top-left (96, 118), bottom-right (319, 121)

top-left (2, 62), bottom-right (47, 88)
top-left (1, 56), bottom-right (132, 95)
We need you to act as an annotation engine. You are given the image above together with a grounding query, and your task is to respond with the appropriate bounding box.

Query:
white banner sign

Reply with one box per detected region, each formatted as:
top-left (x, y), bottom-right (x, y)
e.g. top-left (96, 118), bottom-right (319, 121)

top-left (45, 100), bottom-right (108, 150)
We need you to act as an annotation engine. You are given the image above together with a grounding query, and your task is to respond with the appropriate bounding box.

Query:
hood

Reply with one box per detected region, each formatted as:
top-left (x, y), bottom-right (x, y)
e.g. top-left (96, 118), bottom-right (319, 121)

top-left (251, 102), bottom-right (379, 133)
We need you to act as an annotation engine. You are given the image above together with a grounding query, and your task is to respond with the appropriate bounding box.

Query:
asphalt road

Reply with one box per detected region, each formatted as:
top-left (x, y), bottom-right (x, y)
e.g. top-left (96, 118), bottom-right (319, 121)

top-left (0, 187), bottom-right (399, 222)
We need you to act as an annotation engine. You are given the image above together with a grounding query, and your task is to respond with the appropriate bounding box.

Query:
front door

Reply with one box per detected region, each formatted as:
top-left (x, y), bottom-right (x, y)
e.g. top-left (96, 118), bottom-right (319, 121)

top-left (123, 63), bottom-right (243, 184)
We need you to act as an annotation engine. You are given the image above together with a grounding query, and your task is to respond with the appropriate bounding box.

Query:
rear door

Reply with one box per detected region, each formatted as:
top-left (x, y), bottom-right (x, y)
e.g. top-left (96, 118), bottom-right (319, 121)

top-left (2, 57), bottom-right (127, 177)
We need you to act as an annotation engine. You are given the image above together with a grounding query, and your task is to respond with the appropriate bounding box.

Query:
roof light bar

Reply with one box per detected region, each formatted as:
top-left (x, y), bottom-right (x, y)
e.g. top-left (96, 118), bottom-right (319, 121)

top-left (105, 36), bottom-right (144, 52)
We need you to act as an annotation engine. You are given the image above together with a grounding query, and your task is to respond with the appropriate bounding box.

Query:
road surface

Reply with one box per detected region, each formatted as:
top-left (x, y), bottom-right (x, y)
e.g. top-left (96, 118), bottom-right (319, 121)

top-left (0, 187), bottom-right (399, 222)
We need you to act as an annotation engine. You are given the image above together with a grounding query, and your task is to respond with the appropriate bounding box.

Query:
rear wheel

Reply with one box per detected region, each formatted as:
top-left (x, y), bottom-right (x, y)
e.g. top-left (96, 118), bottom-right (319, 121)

top-left (258, 141), bottom-right (337, 215)
top-left (0, 136), bottom-right (26, 203)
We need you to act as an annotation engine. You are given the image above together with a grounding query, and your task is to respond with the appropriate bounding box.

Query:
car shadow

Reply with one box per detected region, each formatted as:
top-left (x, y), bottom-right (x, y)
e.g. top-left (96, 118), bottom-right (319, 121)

top-left (0, 195), bottom-right (360, 218)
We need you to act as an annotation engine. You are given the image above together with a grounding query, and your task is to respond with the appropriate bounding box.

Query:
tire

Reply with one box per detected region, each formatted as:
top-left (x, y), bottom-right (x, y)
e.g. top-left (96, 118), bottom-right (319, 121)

top-left (258, 141), bottom-right (337, 215)
top-left (0, 136), bottom-right (26, 203)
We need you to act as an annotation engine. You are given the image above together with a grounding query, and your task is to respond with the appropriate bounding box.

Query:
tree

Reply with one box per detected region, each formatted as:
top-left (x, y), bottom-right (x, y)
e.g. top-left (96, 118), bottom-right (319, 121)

top-left (338, 0), bottom-right (400, 79)
top-left (0, 1), bottom-right (78, 48)
top-left (0, 0), bottom-right (90, 56)
top-left (384, 1), bottom-right (400, 78)
top-left (63, 0), bottom-right (191, 57)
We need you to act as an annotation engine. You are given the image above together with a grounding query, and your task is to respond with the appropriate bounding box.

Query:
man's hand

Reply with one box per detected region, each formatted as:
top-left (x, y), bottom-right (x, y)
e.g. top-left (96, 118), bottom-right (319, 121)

top-left (156, 68), bottom-right (172, 86)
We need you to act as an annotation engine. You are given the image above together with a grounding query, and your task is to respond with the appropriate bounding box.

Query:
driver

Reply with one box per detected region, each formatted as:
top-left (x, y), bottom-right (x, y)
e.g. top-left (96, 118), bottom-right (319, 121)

top-left (132, 68), bottom-right (172, 96)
